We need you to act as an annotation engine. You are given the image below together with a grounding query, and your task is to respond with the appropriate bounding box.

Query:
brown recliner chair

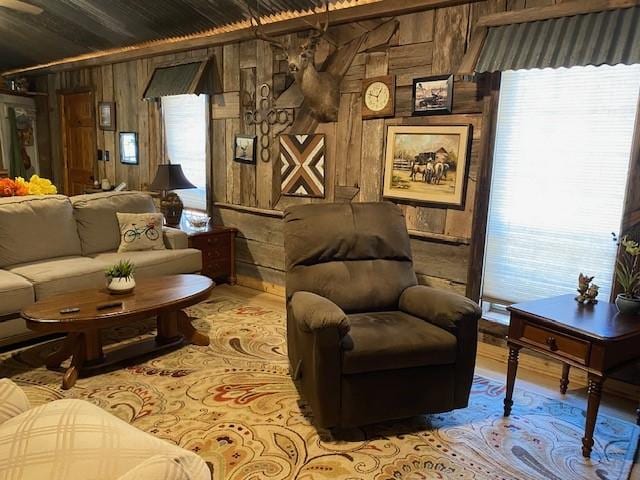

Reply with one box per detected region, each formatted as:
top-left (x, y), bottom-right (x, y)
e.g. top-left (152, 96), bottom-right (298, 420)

top-left (283, 202), bottom-right (481, 429)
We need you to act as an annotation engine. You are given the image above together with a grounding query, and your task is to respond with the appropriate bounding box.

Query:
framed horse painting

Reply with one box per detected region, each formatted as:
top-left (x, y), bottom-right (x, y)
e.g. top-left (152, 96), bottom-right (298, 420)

top-left (382, 125), bottom-right (472, 208)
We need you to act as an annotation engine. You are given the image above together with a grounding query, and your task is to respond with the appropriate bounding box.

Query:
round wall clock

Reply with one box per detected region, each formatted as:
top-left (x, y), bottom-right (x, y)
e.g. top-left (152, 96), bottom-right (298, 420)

top-left (362, 75), bottom-right (395, 119)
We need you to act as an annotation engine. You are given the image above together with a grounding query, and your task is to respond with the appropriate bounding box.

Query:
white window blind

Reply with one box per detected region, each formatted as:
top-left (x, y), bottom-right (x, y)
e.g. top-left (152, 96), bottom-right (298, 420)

top-left (161, 94), bottom-right (207, 210)
top-left (483, 65), bottom-right (640, 305)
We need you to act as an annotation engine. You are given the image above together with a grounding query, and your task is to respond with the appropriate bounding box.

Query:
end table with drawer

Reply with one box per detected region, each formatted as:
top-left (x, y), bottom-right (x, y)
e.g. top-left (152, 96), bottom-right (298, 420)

top-left (181, 224), bottom-right (237, 285)
top-left (504, 294), bottom-right (640, 458)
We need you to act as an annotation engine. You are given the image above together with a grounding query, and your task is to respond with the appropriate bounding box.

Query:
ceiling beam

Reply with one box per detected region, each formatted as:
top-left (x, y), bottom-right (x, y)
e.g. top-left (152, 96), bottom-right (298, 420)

top-left (476, 0), bottom-right (639, 27)
top-left (3, 0), bottom-right (476, 77)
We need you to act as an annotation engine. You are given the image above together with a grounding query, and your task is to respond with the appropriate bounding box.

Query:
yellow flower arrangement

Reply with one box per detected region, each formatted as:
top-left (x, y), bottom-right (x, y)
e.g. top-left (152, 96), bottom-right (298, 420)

top-left (15, 175), bottom-right (57, 195)
top-left (0, 175), bottom-right (57, 197)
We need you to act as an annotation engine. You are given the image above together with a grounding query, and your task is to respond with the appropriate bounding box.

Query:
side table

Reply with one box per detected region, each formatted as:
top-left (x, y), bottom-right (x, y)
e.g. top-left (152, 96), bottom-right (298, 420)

top-left (504, 294), bottom-right (640, 458)
top-left (181, 222), bottom-right (237, 285)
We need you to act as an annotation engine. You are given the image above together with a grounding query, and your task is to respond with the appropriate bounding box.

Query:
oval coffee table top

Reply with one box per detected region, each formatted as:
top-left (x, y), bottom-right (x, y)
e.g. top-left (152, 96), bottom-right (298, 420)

top-left (22, 274), bottom-right (213, 331)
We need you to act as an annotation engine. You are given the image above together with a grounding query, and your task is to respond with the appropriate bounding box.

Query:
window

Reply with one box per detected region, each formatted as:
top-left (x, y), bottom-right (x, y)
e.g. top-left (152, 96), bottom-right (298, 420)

top-left (161, 94), bottom-right (208, 210)
top-left (482, 65), bottom-right (640, 313)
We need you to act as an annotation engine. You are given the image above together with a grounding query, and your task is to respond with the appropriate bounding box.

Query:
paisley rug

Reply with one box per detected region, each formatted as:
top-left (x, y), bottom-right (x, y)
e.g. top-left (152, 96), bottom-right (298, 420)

top-left (0, 294), bottom-right (638, 480)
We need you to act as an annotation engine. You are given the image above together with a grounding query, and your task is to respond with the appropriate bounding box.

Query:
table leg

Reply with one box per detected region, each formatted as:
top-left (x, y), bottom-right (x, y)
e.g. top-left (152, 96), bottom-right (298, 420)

top-left (560, 363), bottom-right (570, 395)
top-left (636, 405), bottom-right (640, 426)
top-left (504, 344), bottom-right (521, 417)
top-left (62, 335), bottom-right (87, 390)
top-left (45, 333), bottom-right (80, 369)
top-left (177, 310), bottom-right (210, 346)
top-left (157, 311), bottom-right (181, 344)
top-left (582, 373), bottom-right (603, 458)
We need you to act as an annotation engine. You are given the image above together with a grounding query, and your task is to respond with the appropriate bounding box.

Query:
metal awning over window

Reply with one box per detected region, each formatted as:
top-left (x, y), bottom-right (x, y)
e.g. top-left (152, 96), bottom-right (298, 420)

top-left (143, 57), bottom-right (216, 100)
top-left (459, 3), bottom-right (640, 74)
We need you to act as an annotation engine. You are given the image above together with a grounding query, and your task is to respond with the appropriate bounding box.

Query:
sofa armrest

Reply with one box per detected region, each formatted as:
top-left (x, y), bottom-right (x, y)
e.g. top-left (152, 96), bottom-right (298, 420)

top-left (289, 291), bottom-right (350, 336)
top-left (0, 378), bottom-right (31, 425)
top-left (399, 285), bottom-right (481, 331)
top-left (163, 227), bottom-right (189, 250)
top-left (399, 285), bottom-right (480, 408)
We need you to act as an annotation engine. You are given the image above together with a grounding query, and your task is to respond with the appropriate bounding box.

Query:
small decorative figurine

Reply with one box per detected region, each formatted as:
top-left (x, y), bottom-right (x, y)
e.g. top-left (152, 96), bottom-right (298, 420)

top-left (575, 273), bottom-right (599, 304)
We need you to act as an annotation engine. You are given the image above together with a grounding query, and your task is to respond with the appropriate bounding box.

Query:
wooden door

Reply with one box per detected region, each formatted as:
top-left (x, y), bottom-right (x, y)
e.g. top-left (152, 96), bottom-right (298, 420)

top-left (61, 91), bottom-right (96, 195)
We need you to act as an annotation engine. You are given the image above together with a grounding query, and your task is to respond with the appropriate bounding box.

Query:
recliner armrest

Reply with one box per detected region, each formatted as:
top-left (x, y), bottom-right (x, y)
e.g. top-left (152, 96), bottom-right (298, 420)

top-left (163, 227), bottom-right (188, 250)
top-left (399, 285), bottom-right (481, 330)
top-left (289, 291), bottom-right (350, 336)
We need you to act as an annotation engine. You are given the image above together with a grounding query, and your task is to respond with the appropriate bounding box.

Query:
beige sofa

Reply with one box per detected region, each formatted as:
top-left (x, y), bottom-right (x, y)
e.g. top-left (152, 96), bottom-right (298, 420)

top-left (0, 191), bottom-right (202, 347)
top-left (0, 378), bottom-right (211, 479)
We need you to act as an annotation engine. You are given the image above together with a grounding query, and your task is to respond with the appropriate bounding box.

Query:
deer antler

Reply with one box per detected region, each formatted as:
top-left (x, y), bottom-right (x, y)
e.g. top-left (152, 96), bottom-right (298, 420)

top-left (303, 0), bottom-right (330, 46)
top-left (245, 0), bottom-right (287, 50)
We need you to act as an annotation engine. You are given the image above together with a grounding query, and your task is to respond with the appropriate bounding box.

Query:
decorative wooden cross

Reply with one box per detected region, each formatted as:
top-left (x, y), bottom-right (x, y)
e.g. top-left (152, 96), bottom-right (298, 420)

top-left (243, 83), bottom-right (294, 163)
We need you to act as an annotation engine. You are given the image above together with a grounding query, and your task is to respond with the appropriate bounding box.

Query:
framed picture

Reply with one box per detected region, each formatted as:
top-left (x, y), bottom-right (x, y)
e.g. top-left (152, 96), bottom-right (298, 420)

top-left (383, 125), bottom-right (471, 207)
top-left (98, 102), bottom-right (116, 131)
top-left (119, 132), bottom-right (138, 165)
top-left (233, 135), bottom-right (257, 164)
top-left (280, 134), bottom-right (325, 198)
top-left (412, 75), bottom-right (453, 115)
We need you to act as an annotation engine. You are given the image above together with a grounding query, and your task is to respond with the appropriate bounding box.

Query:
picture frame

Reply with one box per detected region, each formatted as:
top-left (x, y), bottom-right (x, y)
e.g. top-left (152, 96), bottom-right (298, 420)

top-left (98, 101), bottom-right (116, 131)
top-left (119, 132), bottom-right (138, 165)
top-left (382, 125), bottom-right (472, 208)
top-left (233, 135), bottom-right (257, 164)
top-left (280, 134), bottom-right (326, 198)
top-left (412, 75), bottom-right (453, 115)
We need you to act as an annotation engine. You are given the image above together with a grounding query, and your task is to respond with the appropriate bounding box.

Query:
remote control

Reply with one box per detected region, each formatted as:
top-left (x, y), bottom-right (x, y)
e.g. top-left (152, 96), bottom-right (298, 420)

top-left (60, 307), bottom-right (80, 314)
top-left (96, 301), bottom-right (123, 310)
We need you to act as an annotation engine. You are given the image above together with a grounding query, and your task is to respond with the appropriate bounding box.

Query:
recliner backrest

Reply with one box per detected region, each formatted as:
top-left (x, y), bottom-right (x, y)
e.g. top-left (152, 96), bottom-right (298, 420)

top-left (283, 202), bottom-right (417, 313)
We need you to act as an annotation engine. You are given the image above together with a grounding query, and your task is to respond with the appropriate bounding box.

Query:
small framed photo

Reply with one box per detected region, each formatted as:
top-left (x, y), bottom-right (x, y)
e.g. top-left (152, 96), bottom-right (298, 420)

top-left (233, 135), bottom-right (257, 164)
top-left (98, 101), bottom-right (116, 131)
top-left (412, 75), bottom-right (453, 115)
top-left (119, 132), bottom-right (138, 165)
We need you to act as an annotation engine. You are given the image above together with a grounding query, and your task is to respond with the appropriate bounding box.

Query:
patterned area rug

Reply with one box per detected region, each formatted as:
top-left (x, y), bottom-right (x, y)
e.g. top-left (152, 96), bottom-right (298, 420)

top-left (1, 294), bottom-right (638, 480)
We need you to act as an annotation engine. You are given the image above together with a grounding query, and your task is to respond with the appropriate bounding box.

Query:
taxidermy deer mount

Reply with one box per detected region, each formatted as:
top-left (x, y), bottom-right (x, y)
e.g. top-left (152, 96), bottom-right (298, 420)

top-left (246, 0), bottom-right (339, 122)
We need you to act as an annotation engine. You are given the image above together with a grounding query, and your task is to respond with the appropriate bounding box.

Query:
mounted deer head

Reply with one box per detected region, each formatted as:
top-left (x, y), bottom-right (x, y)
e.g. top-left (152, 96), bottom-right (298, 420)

top-left (245, 0), bottom-right (339, 122)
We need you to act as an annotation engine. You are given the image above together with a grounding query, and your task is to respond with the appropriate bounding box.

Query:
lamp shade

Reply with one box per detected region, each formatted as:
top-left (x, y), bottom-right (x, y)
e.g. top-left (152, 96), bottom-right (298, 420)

top-left (150, 164), bottom-right (196, 191)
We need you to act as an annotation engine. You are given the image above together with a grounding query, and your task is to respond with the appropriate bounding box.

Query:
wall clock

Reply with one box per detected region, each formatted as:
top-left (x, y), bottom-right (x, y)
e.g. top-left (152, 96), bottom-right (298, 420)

top-left (362, 75), bottom-right (395, 119)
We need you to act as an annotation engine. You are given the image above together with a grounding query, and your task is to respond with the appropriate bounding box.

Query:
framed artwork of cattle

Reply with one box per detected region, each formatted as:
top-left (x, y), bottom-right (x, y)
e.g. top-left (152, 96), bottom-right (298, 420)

top-left (412, 75), bottom-right (453, 115)
top-left (382, 125), bottom-right (471, 207)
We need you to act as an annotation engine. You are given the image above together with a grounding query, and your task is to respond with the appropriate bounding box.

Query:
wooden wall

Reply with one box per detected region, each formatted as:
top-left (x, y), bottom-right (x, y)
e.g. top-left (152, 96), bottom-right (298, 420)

top-left (34, 0), bottom-right (563, 296)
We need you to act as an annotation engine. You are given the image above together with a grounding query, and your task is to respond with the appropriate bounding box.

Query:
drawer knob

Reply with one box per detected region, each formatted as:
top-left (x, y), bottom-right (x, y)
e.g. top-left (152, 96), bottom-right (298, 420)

top-left (545, 336), bottom-right (558, 351)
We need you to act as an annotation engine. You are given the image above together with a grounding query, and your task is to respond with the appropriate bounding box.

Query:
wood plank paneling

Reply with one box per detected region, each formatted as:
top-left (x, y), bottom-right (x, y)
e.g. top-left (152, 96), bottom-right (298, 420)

top-left (36, 1), bottom-right (557, 296)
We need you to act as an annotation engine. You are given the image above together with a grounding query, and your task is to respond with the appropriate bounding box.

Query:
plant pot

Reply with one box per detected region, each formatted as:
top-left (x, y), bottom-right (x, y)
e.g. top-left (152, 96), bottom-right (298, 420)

top-left (615, 293), bottom-right (640, 315)
top-left (107, 276), bottom-right (136, 295)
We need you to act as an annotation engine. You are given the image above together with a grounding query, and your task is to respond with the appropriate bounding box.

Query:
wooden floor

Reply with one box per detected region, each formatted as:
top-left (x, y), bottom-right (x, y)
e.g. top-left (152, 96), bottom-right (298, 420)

top-left (215, 283), bottom-right (640, 477)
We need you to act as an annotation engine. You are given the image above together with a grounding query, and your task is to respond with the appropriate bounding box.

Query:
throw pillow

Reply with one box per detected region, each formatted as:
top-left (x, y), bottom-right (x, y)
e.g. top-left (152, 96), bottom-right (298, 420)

top-left (0, 379), bottom-right (31, 425)
top-left (116, 212), bottom-right (165, 253)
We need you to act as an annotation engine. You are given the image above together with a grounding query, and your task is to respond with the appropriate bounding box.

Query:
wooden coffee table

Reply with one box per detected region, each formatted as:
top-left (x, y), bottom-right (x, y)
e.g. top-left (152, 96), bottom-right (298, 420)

top-left (21, 274), bottom-right (214, 389)
top-left (504, 294), bottom-right (640, 458)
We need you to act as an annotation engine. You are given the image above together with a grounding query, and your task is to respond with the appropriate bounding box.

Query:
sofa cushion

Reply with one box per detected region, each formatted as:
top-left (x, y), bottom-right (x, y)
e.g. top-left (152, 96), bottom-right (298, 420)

top-left (341, 311), bottom-right (457, 375)
top-left (0, 269), bottom-right (34, 315)
top-left (0, 379), bottom-right (31, 426)
top-left (0, 399), bottom-right (210, 480)
top-left (8, 256), bottom-right (108, 300)
top-left (117, 455), bottom-right (195, 480)
top-left (116, 212), bottom-right (165, 253)
top-left (71, 191), bottom-right (156, 255)
top-left (0, 195), bottom-right (82, 268)
top-left (91, 249), bottom-right (202, 278)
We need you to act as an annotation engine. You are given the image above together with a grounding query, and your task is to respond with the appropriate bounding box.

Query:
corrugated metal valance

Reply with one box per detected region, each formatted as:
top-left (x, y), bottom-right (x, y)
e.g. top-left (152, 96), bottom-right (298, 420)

top-left (143, 57), bottom-right (214, 100)
top-left (471, 6), bottom-right (640, 73)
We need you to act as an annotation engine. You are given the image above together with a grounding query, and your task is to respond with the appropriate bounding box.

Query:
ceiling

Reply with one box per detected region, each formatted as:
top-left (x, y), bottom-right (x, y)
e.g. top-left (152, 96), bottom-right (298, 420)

top-left (0, 0), bottom-right (334, 72)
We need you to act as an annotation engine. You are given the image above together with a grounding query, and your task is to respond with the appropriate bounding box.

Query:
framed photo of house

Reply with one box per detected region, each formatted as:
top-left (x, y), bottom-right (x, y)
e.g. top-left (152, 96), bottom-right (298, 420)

top-left (119, 132), bottom-right (138, 165)
top-left (383, 125), bottom-right (471, 207)
top-left (412, 75), bottom-right (453, 115)
top-left (98, 102), bottom-right (116, 131)
top-left (233, 135), bottom-right (257, 164)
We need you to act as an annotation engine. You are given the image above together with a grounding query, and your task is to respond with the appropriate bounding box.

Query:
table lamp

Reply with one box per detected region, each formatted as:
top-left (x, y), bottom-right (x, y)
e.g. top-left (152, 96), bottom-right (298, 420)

top-left (150, 163), bottom-right (196, 226)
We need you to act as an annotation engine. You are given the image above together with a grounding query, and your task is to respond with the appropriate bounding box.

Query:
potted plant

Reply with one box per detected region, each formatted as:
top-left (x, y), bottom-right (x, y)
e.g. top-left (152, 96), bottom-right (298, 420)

top-left (613, 234), bottom-right (640, 314)
top-left (105, 259), bottom-right (136, 295)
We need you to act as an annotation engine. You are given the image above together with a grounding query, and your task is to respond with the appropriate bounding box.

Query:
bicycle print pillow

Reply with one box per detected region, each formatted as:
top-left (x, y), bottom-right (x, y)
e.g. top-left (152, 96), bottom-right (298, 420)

top-left (116, 212), bottom-right (165, 253)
